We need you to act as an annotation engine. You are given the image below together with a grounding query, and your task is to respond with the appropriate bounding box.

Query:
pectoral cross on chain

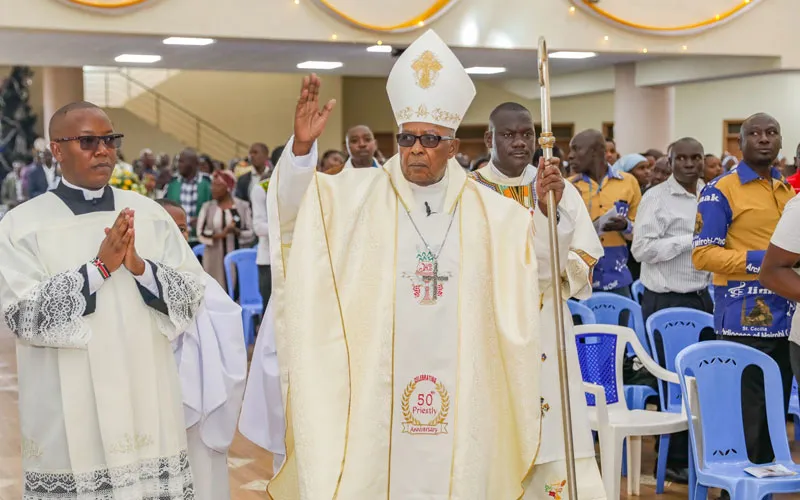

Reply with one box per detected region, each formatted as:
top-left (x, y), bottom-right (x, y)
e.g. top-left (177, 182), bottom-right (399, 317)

top-left (421, 259), bottom-right (449, 305)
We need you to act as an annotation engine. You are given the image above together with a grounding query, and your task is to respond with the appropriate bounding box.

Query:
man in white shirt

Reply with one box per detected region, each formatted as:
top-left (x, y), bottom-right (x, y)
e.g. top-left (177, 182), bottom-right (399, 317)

top-left (631, 136), bottom-right (713, 484)
top-left (632, 137), bottom-right (713, 321)
top-left (344, 124), bottom-right (380, 168)
top-left (760, 194), bottom-right (800, 392)
top-left (249, 170), bottom-right (271, 312)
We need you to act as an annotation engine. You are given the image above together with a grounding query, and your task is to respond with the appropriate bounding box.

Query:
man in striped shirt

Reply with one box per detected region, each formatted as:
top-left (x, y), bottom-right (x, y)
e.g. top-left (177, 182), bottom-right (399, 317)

top-left (631, 137), bottom-right (713, 484)
top-left (632, 137), bottom-right (713, 322)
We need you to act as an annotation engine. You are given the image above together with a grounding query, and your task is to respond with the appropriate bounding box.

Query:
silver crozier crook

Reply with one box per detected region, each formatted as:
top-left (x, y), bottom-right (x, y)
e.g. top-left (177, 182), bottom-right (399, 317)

top-left (538, 36), bottom-right (578, 500)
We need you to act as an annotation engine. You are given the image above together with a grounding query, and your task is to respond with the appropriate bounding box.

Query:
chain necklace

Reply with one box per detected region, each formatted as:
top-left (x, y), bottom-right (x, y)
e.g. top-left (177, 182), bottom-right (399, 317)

top-left (404, 200), bottom-right (459, 294)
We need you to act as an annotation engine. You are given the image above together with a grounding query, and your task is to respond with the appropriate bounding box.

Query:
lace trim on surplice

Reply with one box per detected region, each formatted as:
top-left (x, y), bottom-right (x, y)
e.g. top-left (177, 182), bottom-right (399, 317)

top-left (23, 450), bottom-right (194, 500)
top-left (4, 268), bottom-right (91, 348)
top-left (153, 264), bottom-right (204, 336)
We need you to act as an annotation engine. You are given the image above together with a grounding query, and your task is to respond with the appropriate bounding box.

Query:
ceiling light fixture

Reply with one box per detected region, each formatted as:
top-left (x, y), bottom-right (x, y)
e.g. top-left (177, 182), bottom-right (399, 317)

top-left (549, 51), bottom-right (597, 59)
top-left (465, 66), bottom-right (506, 75)
top-left (297, 61), bottom-right (343, 70)
top-left (115, 54), bottom-right (162, 63)
top-left (367, 44), bottom-right (392, 53)
top-left (163, 37), bottom-right (215, 46)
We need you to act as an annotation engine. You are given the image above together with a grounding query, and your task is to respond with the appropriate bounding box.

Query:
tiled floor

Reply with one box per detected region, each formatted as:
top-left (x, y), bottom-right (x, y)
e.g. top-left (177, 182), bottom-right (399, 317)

top-left (2, 330), bottom-right (800, 499)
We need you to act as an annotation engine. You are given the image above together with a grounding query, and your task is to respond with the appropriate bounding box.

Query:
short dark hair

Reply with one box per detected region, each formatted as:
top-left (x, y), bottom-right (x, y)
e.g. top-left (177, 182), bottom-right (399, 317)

top-left (155, 198), bottom-right (185, 214)
top-left (270, 145), bottom-right (285, 166)
top-left (48, 101), bottom-right (103, 139)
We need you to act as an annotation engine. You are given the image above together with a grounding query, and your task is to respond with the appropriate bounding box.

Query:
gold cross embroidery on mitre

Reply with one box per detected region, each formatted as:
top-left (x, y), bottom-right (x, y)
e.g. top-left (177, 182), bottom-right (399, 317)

top-left (412, 50), bottom-right (443, 89)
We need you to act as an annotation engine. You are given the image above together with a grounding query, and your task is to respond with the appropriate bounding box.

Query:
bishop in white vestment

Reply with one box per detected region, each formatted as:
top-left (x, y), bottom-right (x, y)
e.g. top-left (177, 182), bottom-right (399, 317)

top-left (0, 102), bottom-right (204, 499)
top-left (159, 199), bottom-right (249, 500)
top-left (469, 103), bottom-right (606, 499)
top-left (266, 30), bottom-right (544, 500)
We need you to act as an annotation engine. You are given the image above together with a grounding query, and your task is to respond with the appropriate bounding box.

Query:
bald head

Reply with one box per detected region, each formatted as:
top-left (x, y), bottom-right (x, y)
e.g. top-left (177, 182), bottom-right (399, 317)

top-left (47, 101), bottom-right (116, 190)
top-left (740, 112), bottom-right (782, 168)
top-left (48, 101), bottom-right (104, 140)
top-left (485, 102), bottom-right (535, 177)
top-left (489, 102), bottom-right (531, 129)
top-left (568, 129), bottom-right (606, 176)
top-left (346, 124), bottom-right (377, 167)
top-left (177, 148), bottom-right (199, 178)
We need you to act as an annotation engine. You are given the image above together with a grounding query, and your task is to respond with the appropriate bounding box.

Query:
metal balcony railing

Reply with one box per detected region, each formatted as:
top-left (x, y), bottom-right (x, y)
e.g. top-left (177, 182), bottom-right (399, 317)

top-left (84, 68), bottom-right (250, 161)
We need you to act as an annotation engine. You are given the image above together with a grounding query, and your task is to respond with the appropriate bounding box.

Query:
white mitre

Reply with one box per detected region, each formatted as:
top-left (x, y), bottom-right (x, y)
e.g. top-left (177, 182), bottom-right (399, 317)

top-left (386, 29), bottom-right (476, 131)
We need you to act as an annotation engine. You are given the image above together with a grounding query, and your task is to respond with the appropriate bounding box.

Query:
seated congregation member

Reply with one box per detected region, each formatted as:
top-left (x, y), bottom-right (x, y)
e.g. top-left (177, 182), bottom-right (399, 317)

top-left (197, 169), bottom-right (254, 288)
top-left (0, 101), bottom-right (203, 499)
top-left (157, 198), bottom-right (248, 500)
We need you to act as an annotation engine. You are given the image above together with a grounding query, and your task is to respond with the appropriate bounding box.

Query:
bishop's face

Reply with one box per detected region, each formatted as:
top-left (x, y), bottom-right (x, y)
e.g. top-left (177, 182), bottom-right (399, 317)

top-left (51, 108), bottom-right (117, 190)
top-left (398, 122), bottom-right (459, 187)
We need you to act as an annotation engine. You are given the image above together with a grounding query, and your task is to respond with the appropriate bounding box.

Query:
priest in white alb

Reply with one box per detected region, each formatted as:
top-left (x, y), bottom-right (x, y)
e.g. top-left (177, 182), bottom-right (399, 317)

top-left (265, 30), bottom-right (546, 499)
top-left (157, 198), bottom-right (248, 500)
top-left (0, 102), bottom-right (203, 499)
top-left (470, 102), bottom-right (606, 499)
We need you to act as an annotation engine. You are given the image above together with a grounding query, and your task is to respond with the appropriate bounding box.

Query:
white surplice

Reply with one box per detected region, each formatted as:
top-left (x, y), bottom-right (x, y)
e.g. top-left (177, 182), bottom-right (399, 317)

top-left (172, 274), bottom-right (247, 500)
top-left (238, 298), bottom-right (287, 469)
top-left (0, 185), bottom-right (205, 500)
top-left (472, 162), bottom-right (606, 499)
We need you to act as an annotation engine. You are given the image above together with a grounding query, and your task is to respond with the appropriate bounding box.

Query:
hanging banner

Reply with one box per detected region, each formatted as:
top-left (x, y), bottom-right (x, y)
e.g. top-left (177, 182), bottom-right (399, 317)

top-left (57, 0), bottom-right (160, 14)
top-left (311, 0), bottom-right (460, 33)
top-left (571, 0), bottom-right (765, 36)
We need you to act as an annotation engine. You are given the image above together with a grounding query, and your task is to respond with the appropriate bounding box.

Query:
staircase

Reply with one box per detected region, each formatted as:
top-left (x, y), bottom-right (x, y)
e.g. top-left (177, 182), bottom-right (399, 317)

top-left (83, 68), bottom-right (250, 161)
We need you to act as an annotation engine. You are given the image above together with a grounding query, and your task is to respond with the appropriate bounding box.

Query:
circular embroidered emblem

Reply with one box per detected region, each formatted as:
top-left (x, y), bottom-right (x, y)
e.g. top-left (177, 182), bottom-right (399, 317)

top-left (401, 374), bottom-right (450, 435)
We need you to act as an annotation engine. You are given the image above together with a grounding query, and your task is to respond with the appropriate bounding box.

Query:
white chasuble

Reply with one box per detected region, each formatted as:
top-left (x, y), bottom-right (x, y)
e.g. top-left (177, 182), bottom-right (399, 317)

top-left (390, 175), bottom-right (459, 499)
top-left (264, 139), bottom-right (543, 500)
top-left (0, 186), bottom-right (204, 500)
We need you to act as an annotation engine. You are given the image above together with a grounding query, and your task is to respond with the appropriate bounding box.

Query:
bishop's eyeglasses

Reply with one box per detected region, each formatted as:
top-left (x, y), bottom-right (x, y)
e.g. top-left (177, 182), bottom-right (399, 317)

top-left (52, 134), bottom-right (124, 151)
top-left (396, 133), bottom-right (455, 148)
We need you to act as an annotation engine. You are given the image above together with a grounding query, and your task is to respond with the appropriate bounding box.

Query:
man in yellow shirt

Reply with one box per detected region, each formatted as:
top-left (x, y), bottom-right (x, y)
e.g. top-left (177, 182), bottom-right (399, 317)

top-left (692, 113), bottom-right (795, 470)
top-left (569, 129), bottom-right (642, 296)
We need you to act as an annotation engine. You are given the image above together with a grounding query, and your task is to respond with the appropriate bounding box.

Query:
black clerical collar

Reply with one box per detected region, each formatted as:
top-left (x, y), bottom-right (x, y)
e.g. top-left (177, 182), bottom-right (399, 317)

top-left (53, 181), bottom-right (115, 215)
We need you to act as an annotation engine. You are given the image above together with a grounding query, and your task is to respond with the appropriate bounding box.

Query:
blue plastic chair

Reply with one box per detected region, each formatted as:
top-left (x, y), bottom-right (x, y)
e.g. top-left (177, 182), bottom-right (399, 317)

top-left (192, 244), bottom-right (205, 258)
top-left (582, 292), bottom-right (656, 412)
top-left (631, 280), bottom-right (645, 305)
top-left (788, 380), bottom-right (800, 441)
top-left (676, 341), bottom-right (800, 499)
top-left (223, 248), bottom-right (262, 345)
top-left (568, 300), bottom-right (596, 325)
top-left (646, 307), bottom-right (713, 494)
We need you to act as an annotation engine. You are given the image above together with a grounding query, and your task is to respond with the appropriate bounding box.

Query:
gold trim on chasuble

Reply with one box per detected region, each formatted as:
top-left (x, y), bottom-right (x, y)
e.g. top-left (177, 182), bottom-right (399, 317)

top-left (467, 171), bottom-right (544, 498)
top-left (314, 172), bottom-right (353, 500)
top-left (388, 186), bottom-right (399, 498)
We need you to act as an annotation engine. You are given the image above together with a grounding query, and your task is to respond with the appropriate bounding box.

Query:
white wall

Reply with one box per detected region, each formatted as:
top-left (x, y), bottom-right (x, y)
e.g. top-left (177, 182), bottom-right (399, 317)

top-left (673, 73), bottom-right (800, 157)
top-left (103, 107), bottom-right (187, 160)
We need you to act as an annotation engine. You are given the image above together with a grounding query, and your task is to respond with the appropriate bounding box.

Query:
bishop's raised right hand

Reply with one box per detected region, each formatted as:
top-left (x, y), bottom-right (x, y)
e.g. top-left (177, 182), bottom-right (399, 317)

top-left (293, 73), bottom-right (336, 157)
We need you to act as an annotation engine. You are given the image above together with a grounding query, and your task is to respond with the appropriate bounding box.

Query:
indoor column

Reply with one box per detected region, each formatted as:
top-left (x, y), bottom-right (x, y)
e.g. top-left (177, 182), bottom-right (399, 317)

top-left (613, 63), bottom-right (674, 154)
top-left (42, 67), bottom-right (85, 140)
